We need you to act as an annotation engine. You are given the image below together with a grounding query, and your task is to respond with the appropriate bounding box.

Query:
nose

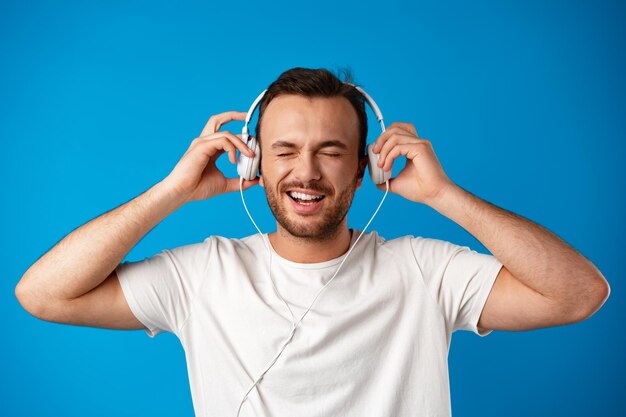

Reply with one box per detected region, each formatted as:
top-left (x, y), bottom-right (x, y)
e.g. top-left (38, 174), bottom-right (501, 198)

top-left (293, 151), bottom-right (322, 182)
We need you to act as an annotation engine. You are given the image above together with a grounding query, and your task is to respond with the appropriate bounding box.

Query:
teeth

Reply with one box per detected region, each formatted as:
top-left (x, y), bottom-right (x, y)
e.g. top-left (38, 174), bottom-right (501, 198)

top-left (289, 191), bottom-right (323, 201)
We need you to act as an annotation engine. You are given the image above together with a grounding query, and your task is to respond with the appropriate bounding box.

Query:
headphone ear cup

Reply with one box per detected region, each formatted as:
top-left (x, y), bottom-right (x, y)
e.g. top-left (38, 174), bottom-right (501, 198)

top-left (237, 136), bottom-right (261, 180)
top-left (367, 143), bottom-right (392, 185)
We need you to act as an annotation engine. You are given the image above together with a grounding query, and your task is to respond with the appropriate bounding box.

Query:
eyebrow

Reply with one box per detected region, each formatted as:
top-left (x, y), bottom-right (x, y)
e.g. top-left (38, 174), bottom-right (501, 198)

top-left (270, 140), bottom-right (349, 151)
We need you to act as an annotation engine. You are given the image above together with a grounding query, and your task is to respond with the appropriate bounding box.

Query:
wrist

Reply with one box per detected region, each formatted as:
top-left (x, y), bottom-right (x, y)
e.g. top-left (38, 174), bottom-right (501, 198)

top-left (424, 182), bottom-right (463, 212)
top-left (154, 179), bottom-right (191, 209)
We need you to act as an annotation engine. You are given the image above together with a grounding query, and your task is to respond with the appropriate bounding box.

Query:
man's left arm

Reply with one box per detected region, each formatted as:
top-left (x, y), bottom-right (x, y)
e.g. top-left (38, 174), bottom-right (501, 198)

top-left (427, 183), bottom-right (610, 331)
top-left (373, 122), bottom-right (610, 331)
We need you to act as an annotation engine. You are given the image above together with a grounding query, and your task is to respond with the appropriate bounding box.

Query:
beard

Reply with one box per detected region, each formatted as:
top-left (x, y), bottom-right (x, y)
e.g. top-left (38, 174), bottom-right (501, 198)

top-left (264, 174), bottom-right (359, 242)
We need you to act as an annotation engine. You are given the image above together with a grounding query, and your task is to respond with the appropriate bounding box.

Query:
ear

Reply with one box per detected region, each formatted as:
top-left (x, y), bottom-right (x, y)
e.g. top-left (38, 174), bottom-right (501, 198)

top-left (356, 155), bottom-right (368, 189)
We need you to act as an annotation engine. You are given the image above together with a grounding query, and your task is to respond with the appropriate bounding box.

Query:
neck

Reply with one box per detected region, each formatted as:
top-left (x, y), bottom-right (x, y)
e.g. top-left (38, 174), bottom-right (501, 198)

top-left (268, 222), bottom-right (353, 263)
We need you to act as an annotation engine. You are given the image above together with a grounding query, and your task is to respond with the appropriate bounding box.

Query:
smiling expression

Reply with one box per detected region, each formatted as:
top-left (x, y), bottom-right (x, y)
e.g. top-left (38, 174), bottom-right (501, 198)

top-left (258, 94), bottom-right (367, 241)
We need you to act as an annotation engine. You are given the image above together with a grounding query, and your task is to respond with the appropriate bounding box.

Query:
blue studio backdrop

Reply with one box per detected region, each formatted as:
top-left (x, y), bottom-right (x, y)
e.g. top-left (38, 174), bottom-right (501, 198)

top-left (2, 1), bottom-right (624, 416)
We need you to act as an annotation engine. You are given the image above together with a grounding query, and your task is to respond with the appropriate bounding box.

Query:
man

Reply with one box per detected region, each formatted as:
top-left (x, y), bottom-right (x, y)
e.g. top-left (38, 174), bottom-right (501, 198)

top-left (15, 67), bottom-right (610, 417)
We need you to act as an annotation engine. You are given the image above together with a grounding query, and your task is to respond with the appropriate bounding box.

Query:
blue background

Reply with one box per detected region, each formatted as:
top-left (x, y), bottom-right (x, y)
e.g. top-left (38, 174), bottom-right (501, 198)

top-left (2, 0), bottom-right (624, 416)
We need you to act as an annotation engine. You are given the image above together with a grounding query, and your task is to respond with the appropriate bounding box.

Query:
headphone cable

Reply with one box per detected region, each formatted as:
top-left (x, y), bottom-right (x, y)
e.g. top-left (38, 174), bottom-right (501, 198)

top-left (236, 177), bottom-right (389, 416)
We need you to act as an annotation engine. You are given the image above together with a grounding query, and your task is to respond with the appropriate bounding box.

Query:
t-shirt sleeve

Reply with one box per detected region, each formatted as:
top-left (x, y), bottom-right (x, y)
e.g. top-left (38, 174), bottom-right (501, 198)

top-left (114, 238), bottom-right (211, 338)
top-left (410, 236), bottom-right (503, 337)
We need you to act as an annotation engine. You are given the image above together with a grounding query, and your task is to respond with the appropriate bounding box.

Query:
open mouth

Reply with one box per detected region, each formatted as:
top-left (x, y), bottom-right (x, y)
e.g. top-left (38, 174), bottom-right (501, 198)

top-left (287, 191), bottom-right (326, 206)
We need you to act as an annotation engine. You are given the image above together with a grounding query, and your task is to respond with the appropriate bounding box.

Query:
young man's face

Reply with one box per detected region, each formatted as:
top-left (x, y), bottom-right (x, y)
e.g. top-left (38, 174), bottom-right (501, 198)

top-left (258, 94), bottom-right (367, 241)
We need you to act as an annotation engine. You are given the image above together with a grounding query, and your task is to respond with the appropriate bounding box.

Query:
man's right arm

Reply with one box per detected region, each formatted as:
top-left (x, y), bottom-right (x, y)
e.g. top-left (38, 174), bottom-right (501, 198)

top-left (14, 110), bottom-right (259, 331)
top-left (14, 180), bottom-right (187, 330)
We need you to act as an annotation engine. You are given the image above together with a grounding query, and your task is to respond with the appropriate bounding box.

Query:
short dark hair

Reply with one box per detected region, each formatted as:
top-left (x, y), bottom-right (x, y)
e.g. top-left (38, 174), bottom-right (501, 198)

top-left (254, 66), bottom-right (368, 157)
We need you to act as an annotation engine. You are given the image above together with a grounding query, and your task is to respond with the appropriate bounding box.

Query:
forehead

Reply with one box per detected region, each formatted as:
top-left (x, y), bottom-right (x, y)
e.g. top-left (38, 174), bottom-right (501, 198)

top-left (260, 95), bottom-right (360, 150)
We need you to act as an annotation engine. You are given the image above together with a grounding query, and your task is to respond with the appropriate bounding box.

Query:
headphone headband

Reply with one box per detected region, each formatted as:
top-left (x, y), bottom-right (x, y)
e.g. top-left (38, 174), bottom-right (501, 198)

top-left (242, 82), bottom-right (386, 136)
top-left (237, 81), bottom-right (391, 184)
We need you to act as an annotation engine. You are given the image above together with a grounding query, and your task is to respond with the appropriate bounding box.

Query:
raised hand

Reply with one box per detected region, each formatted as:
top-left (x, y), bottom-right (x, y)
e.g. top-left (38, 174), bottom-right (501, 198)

top-left (372, 122), bottom-right (455, 205)
top-left (163, 111), bottom-right (259, 202)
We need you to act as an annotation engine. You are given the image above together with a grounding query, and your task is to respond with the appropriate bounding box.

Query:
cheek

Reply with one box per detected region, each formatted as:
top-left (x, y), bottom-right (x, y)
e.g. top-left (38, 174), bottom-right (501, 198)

top-left (335, 163), bottom-right (359, 185)
top-left (275, 164), bottom-right (293, 178)
top-left (261, 159), bottom-right (292, 187)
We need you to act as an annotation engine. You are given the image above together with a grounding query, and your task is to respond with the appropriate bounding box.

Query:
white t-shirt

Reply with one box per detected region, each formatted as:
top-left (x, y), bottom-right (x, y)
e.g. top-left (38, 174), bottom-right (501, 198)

top-left (116, 230), bottom-right (503, 417)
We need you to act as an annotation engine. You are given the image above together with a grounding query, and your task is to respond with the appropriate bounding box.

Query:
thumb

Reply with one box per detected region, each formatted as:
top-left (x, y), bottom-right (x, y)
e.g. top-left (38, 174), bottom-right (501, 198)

top-left (376, 177), bottom-right (394, 192)
top-left (242, 177), bottom-right (260, 190)
top-left (224, 176), bottom-right (259, 193)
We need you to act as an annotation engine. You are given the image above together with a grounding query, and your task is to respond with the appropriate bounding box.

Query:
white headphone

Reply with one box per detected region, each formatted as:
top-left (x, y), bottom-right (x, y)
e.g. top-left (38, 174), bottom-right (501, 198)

top-left (236, 83), bottom-right (392, 184)
top-left (235, 83), bottom-right (391, 416)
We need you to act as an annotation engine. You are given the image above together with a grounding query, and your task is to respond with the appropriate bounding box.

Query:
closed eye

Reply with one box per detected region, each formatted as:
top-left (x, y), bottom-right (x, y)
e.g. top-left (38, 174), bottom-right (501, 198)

top-left (276, 152), bottom-right (342, 157)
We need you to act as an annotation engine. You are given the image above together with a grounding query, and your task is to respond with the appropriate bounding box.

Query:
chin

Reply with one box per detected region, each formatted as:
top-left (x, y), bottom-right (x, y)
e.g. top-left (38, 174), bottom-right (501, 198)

top-left (264, 181), bottom-right (354, 241)
top-left (280, 210), bottom-right (346, 241)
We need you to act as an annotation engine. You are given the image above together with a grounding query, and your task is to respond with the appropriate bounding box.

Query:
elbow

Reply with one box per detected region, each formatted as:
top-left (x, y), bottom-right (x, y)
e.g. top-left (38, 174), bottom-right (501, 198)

top-left (593, 275), bottom-right (611, 312)
top-left (15, 280), bottom-right (36, 315)
top-left (572, 274), bottom-right (611, 322)
top-left (15, 279), bottom-right (47, 320)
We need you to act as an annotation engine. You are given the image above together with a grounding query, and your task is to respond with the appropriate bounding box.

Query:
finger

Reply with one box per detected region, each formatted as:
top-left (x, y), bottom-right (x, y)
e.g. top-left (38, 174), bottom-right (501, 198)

top-left (199, 138), bottom-right (237, 164)
top-left (201, 111), bottom-right (248, 137)
top-left (215, 138), bottom-right (241, 165)
top-left (377, 133), bottom-right (420, 168)
top-left (376, 176), bottom-right (398, 194)
top-left (380, 143), bottom-right (424, 171)
top-left (200, 111), bottom-right (248, 137)
top-left (388, 121), bottom-right (418, 137)
top-left (241, 177), bottom-right (260, 190)
top-left (372, 126), bottom-right (411, 154)
top-left (227, 144), bottom-right (236, 164)
top-left (371, 127), bottom-right (394, 154)
top-left (196, 131), bottom-right (255, 157)
top-left (376, 177), bottom-right (393, 191)
top-left (224, 176), bottom-right (259, 193)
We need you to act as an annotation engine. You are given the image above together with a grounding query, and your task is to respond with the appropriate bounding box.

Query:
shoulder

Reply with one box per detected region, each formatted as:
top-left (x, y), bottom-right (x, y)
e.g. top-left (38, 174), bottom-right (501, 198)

top-left (372, 232), bottom-right (429, 252)
top-left (150, 235), bottom-right (264, 278)
top-left (160, 234), bottom-right (259, 264)
top-left (360, 231), bottom-right (419, 259)
top-left (372, 233), bottom-right (470, 263)
top-left (201, 233), bottom-right (267, 262)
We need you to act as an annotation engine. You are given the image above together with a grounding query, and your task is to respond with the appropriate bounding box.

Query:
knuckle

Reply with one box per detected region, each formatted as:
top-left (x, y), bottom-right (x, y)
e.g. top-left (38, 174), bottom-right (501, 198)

top-left (225, 132), bottom-right (239, 143)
